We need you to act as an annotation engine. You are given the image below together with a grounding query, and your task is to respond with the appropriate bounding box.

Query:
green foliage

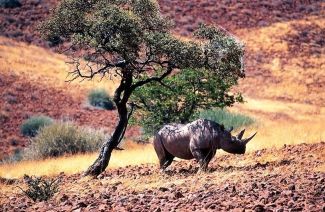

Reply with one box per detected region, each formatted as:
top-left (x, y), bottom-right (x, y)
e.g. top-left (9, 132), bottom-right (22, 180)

top-left (19, 175), bottom-right (60, 202)
top-left (40, 0), bottom-right (244, 72)
top-left (131, 68), bottom-right (244, 136)
top-left (20, 115), bottom-right (54, 137)
top-left (88, 89), bottom-right (115, 110)
top-left (199, 109), bottom-right (254, 130)
top-left (24, 122), bottom-right (106, 159)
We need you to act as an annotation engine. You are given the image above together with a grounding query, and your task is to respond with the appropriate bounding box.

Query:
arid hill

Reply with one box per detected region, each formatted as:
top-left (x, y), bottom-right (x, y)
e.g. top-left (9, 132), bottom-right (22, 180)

top-left (0, 37), bottom-right (139, 159)
top-left (0, 0), bottom-right (324, 211)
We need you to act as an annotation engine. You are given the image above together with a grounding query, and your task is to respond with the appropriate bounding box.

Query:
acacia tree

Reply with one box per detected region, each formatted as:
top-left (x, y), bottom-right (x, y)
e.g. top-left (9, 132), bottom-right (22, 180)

top-left (41, 0), bottom-right (245, 176)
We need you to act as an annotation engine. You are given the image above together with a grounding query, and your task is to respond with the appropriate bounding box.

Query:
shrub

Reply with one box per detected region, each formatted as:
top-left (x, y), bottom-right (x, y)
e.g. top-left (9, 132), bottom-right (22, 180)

top-left (0, 0), bottom-right (21, 8)
top-left (23, 122), bottom-right (106, 159)
top-left (0, 148), bottom-right (23, 164)
top-left (199, 109), bottom-right (254, 130)
top-left (20, 115), bottom-right (54, 137)
top-left (18, 175), bottom-right (60, 202)
top-left (87, 89), bottom-right (115, 110)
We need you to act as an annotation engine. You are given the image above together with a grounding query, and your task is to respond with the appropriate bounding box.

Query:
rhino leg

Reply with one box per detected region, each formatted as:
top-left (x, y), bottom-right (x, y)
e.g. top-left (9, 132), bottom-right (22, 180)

top-left (191, 148), bottom-right (215, 172)
top-left (202, 149), bottom-right (216, 171)
top-left (161, 155), bottom-right (174, 170)
top-left (153, 135), bottom-right (174, 170)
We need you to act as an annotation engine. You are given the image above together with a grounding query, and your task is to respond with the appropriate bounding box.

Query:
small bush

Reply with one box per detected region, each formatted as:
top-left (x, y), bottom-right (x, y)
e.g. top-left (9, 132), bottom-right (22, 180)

top-left (0, 148), bottom-right (23, 164)
top-left (87, 89), bottom-right (115, 110)
top-left (199, 109), bottom-right (254, 130)
top-left (0, 0), bottom-right (21, 8)
top-left (18, 175), bottom-right (60, 202)
top-left (24, 122), bottom-right (106, 159)
top-left (20, 115), bottom-right (54, 137)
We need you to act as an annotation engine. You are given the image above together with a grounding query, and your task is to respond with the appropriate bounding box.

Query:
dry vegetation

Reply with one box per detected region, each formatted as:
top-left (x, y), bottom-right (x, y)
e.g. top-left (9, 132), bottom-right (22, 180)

top-left (0, 0), bottom-right (324, 211)
top-left (0, 141), bottom-right (157, 178)
top-left (0, 37), bottom-right (138, 158)
top-left (236, 15), bottom-right (325, 105)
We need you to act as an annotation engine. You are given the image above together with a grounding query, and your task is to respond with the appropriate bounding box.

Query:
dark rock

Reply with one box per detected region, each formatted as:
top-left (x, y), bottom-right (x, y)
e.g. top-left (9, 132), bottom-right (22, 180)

top-left (174, 191), bottom-right (184, 199)
top-left (253, 204), bottom-right (265, 212)
top-left (288, 184), bottom-right (295, 191)
top-left (154, 207), bottom-right (161, 212)
top-left (159, 187), bottom-right (169, 192)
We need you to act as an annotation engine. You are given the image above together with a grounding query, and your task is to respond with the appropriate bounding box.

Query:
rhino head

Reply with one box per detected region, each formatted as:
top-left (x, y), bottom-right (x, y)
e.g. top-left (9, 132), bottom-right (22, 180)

top-left (220, 128), bottom-right (257, 154)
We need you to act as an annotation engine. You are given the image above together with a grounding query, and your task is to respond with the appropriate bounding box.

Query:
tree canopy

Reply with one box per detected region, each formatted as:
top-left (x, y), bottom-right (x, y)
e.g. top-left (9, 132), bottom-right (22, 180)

top-left (41, 0), bottom-right (246, 176)
top-left (131, 68), bottom-right (244, 137)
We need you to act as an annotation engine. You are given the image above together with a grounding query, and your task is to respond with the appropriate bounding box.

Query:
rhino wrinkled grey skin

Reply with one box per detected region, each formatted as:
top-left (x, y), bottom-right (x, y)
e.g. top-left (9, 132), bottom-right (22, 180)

top-left (153, 119), bottom-right (257, 171)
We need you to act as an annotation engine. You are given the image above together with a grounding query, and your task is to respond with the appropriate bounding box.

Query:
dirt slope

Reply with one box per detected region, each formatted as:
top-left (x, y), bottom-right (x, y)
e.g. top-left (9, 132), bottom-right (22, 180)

top-left (0, 37), bottom-right (138, 159)
top-left (0, 142), bottom-right (324, 211)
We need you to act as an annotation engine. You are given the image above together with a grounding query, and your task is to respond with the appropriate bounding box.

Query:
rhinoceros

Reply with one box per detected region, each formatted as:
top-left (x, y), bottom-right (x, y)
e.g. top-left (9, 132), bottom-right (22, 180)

top-left (153, 119), bottom-right (256, 171)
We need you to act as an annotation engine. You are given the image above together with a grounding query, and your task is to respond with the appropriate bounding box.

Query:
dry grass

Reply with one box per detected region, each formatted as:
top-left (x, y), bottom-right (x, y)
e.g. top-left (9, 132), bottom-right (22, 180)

top-left (236, 16), bottom-right (325, 105)
top-left (0, 36), bottom-right (117, 96)
top-left (0, 142), bottom-right (157, 178)
top-left (232, 97), bottom-right (325, 150)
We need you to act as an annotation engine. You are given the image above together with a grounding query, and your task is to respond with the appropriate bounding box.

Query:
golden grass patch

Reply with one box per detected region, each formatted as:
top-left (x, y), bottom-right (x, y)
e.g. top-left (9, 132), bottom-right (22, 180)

top-left (0, 36), bottom-right (117, 96)
top-left (0, 143), bottom-right (157, 178)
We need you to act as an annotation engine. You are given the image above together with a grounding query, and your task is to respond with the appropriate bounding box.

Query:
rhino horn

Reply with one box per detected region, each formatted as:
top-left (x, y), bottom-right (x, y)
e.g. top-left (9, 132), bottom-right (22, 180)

top-left (242, 132), bottom-right (257, 144)
top-left (228, 126), bottom-right (234, 133)
top-left (236, 129), bottom-right (245, 140)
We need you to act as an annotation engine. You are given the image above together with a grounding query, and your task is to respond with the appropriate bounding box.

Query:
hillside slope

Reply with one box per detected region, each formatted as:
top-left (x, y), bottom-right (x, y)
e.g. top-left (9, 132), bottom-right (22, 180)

top-left (0, 142), bottom-right (324, 211)
top-left (0, 37), bottom-right (138, 159)
top-left (0, 1), bottom-right (324, 211)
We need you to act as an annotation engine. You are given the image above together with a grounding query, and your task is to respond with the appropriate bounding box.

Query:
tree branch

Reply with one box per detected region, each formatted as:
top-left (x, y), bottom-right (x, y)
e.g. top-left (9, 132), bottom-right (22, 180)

top-left (65, 55), bottom-right (128, 82)
top-left (130, 63), bottom-right (175, 91)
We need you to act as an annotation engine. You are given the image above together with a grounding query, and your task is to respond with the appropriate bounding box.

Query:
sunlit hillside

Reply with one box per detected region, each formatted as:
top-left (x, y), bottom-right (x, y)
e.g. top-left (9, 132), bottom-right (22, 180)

top-left (0, 36), bottom-right (139, 158)
top-left (236, 15), bottom-right (325, 106)
top-left (0, 0), bottom-right (324, 211)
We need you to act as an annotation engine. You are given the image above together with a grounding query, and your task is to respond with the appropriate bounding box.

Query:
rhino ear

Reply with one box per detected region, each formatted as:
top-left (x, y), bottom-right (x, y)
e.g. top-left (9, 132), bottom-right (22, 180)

top-left (220, 124), bottom-right (225, 131)
top-left (228, 126), bottom-right (234, 133)
top-left (236, 129), bottom-right (245, 140)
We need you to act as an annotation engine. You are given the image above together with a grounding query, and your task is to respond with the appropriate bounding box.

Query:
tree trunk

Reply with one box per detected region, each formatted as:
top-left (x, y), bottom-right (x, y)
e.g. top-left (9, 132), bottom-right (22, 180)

top-left (84, 104), bottom-right (128, 177)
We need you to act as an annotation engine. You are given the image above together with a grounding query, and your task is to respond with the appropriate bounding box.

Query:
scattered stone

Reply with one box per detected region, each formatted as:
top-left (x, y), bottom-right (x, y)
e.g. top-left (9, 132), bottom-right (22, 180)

top-left (158, 187), bottom-right (169, 192)
top-left (174, 191), bottom-right (184, 199)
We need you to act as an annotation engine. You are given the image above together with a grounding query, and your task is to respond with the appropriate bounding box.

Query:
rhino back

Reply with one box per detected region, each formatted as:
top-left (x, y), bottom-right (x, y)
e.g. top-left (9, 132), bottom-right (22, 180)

top-left (158, 124), bottom-right (194, 159)
top-left (188, 119), bottom-right (220, 150)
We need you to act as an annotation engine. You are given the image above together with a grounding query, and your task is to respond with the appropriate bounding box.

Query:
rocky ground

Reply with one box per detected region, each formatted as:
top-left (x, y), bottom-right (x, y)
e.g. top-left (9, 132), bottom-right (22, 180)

top-left (0, 142), bottom-right (324, 211)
